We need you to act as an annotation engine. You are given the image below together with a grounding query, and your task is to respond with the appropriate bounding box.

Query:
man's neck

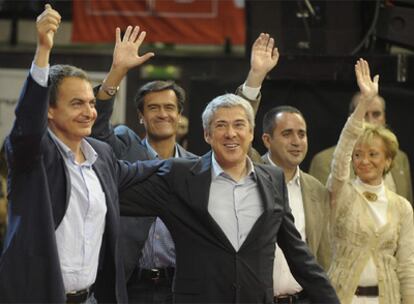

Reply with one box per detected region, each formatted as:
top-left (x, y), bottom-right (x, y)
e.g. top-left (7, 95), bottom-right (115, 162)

top-left (49, 127), bottom-right (85, 163)
top-left (147, 136), bottom-right (177, 159)
top-left (222, 160), bottom-right (249, 182)
top-left (268, 153), bottom-right (297, 182)
top-left (283, 167), bottom-right (298, 183)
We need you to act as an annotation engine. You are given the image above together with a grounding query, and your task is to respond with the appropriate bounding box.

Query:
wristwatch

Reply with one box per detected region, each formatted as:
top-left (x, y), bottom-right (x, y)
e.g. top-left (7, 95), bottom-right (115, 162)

top-left (101, 83), bottom-right (119, 96)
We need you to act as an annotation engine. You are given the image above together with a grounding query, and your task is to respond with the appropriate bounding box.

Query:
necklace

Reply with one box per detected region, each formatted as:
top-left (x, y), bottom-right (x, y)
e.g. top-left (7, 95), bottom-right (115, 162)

top-left (363, 191), bottom-right (378, 202)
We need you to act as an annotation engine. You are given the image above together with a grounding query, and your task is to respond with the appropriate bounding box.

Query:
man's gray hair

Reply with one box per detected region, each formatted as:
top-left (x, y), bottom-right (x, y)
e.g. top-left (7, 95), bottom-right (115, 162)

top-left (201, 93), bottom-right (255, 134)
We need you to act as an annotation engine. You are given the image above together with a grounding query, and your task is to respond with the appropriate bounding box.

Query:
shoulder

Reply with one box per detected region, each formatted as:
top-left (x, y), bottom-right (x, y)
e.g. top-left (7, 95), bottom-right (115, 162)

top-left (156, 157), bottom-right (201, 177)
top-left (114, 125), bottom-right (141, 140)
top-left (395, 149), bottom-right (410, 164)
top-left (389, 191), bottom-right (413, 213)
top-left (85, 137), bottom-right (113, 156)
top-left (300, 171), bottom-right (327, 190)
top-left (177, 144), bottom-right (198, 158)
top-left (255, 163), bottom-right (284, 181)
top-left (312, 146), bottom-right (336, 161)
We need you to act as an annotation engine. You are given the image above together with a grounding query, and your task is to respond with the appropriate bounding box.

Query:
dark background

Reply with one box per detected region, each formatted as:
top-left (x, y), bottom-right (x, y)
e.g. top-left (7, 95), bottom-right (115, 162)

top-left (1, 0), bottom-right (414, 179)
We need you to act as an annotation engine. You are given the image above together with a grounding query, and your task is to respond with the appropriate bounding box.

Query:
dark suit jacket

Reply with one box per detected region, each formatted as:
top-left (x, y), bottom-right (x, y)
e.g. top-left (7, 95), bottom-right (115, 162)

top-left (120, 153), bottom-right (339, 304)
top-left (0, 74), bottom-right (160, 303)
top-left (92, 98), bottom-right (197, 279)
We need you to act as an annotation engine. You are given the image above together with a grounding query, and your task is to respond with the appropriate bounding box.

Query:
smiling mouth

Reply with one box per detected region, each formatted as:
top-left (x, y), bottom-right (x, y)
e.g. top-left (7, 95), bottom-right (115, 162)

top-left (224, 143), bottom-right (239, 150)
top-left (289, 150), bottom-right (302, 156)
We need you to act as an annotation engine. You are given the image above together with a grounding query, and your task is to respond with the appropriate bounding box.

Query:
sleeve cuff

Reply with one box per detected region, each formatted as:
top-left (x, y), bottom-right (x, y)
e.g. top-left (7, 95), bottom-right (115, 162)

top-left (30, 61), bottom-right (49, 87)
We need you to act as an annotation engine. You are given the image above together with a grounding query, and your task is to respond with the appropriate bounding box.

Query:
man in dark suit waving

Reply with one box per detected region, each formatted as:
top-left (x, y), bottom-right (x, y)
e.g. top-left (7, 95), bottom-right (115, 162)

top-left (120, 93), bottom-right (339, 303)
top-left (0, 5), bottom-right (159, 303)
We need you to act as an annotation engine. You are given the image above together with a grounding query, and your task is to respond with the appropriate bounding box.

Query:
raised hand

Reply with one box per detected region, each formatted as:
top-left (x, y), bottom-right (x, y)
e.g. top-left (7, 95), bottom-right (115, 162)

top-left (245, 33), bottom-right (279, 88)
top-left (250, 33), bottom-right (279, 76)
top-left (111, 26), bottom-right (155, 74)
top-left (355, 58), bottom-right (379, 102)
top-left (36, 4), bottom-right (61, 51)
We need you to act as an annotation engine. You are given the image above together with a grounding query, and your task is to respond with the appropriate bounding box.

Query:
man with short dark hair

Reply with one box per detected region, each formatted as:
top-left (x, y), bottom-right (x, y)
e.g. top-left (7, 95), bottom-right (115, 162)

top-left (0, 6), bottom-right (159, 303)
top-left (261, 105), bottom-right (331, 303)
top-left (91, 28), bottom-right (197, 304)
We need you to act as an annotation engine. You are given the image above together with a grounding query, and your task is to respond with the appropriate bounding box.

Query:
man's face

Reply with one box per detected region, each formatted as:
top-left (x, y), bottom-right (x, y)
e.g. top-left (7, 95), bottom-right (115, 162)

top-left (140, 89), bottom-right (181, 141)
top-left (48, 77), bottom-right (97, 145)
top-left (354, 95), bottom-right (386, 126)
top-left (262, 112), bottom-right (308, 170)
top-left (204, 106), bottom-right (253, 170)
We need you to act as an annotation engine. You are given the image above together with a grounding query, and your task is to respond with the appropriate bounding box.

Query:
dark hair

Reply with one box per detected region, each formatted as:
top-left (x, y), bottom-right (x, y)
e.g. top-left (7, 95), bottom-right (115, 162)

top-left (48, 65), bottom-right (90, 107)
top-left (348, 92), bottom-right (386, 115)
top-left (134, 80), bottom-right (185, 114)
top-left (262, 105), bottom-right (304, 135)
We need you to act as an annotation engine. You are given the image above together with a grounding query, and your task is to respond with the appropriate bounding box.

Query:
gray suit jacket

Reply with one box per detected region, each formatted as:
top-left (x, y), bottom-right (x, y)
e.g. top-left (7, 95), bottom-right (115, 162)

top-left (262, 154), bottom-right (331, 270)
top-left (309, 145), bottom-right (413, 205)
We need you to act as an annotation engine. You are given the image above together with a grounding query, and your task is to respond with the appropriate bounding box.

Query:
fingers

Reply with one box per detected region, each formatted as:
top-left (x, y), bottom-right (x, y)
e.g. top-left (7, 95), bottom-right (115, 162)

top-left (136, 30), bottom-right (147, 46)
top-left (122, 26), bottom-right (132, 42)
top-left (267, 37), bottom-right (274, 52)
top-left (37, 3), bottom-right (61, 32)
top-left (130, 26), bottom-right (140, 43)
top-left (272, 47), bottom-right (279, 61)
top-left (115, 27), bottom-right (121, 44)
top-left (120, 25), bottom-right (146, 45)
top-left (140, 52), bottom-right (155, 64)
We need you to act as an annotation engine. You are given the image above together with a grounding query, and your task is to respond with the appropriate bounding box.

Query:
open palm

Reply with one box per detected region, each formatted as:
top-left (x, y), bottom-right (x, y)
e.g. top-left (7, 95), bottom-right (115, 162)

top-left (251, 33), bottom-right (279, 75)
top-left (112, 26), bottom-right (154, 72)
top-left (355, 59), bottom-right (379, 101)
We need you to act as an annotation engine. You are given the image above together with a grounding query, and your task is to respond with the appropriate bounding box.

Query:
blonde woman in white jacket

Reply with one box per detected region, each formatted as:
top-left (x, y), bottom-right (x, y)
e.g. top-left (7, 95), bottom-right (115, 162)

top-left (327, 59), bottom-right (414, 304)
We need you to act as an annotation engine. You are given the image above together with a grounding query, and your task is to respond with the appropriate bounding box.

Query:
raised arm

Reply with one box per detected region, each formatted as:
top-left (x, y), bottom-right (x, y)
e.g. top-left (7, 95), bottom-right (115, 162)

top-left (34, 4), bottom-right (60, 68)
top-left (237, 33), bottom-right (279, 114)
top-left (96, 26), bottom-right (154, 100)
top-left (92, 26), bottom-right (154, 156)
top-left (328, 59), bottom-right (379, 193)
top-left (7, 4), bottom-right (61, 170)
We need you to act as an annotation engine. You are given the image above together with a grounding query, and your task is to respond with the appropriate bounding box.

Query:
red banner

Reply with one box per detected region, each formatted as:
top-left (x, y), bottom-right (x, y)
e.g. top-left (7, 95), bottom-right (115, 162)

top-left (72, 0), bottom-right (245, 45)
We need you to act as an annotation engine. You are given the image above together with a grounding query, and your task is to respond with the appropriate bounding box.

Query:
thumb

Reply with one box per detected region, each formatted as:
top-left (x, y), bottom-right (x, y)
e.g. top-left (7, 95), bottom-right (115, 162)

top-left (45, 3), bottom-right (52, 10)
top-left (373, 74), bottom-right (379, 84)
top-left (140, 52), bottom-right (155, 63)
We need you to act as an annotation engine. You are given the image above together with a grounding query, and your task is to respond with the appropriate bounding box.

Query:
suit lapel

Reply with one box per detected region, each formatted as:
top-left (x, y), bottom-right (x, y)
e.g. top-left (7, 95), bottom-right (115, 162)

top-left (188, 152), bottom-right (235, 251)
top-left (300, 172), bottom-right (319, 253)
top-left (239, 165), bottom-right (277, 250)
top-left (92, 156), bottom-right (117, 244)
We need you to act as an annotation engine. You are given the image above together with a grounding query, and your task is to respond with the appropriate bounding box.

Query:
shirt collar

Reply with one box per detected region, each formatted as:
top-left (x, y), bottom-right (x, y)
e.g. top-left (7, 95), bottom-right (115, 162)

top-left (211, 152), bottom-right (256, 181)
top-left (289, 166), bottom-right (301, 186)
top-left (48, 129), bottom-right (98, 166)
top-left (143, 137), bottom-right (179, 159)
top-left (266, 152), bottom-right (301, 186)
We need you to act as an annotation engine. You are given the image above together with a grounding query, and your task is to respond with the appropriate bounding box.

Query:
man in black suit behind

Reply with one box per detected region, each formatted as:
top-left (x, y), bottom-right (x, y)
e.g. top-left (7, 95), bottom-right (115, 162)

top-left (120, 93), bottom-right (340, 303)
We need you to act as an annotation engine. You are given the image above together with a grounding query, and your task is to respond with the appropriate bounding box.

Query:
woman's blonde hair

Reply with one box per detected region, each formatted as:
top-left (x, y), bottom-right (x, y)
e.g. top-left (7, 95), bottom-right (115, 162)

top-left (356, 123), bottom-right (399, 175)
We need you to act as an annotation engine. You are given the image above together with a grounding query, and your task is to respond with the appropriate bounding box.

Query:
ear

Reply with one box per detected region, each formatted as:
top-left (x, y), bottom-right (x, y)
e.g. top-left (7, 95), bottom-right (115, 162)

top-left (204, 130), bottom-right (211, 144)
top-left (385, 157), bottom-right (392, 173)
top-left (262, 133), bottom-right (271, 150)
top-left (137, 111), bottom-right (144, 124)
top-left (48, 107), bottom-right (54, 120)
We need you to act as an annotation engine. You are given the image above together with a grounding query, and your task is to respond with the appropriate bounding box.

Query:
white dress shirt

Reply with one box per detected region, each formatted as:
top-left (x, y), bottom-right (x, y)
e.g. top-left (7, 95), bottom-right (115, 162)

top-left (266, 154), bottom-right (306, 296)
top-left (31, 63), bottom-right (107, 293)
top-left (208, 153), bottom-right (263, 251)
